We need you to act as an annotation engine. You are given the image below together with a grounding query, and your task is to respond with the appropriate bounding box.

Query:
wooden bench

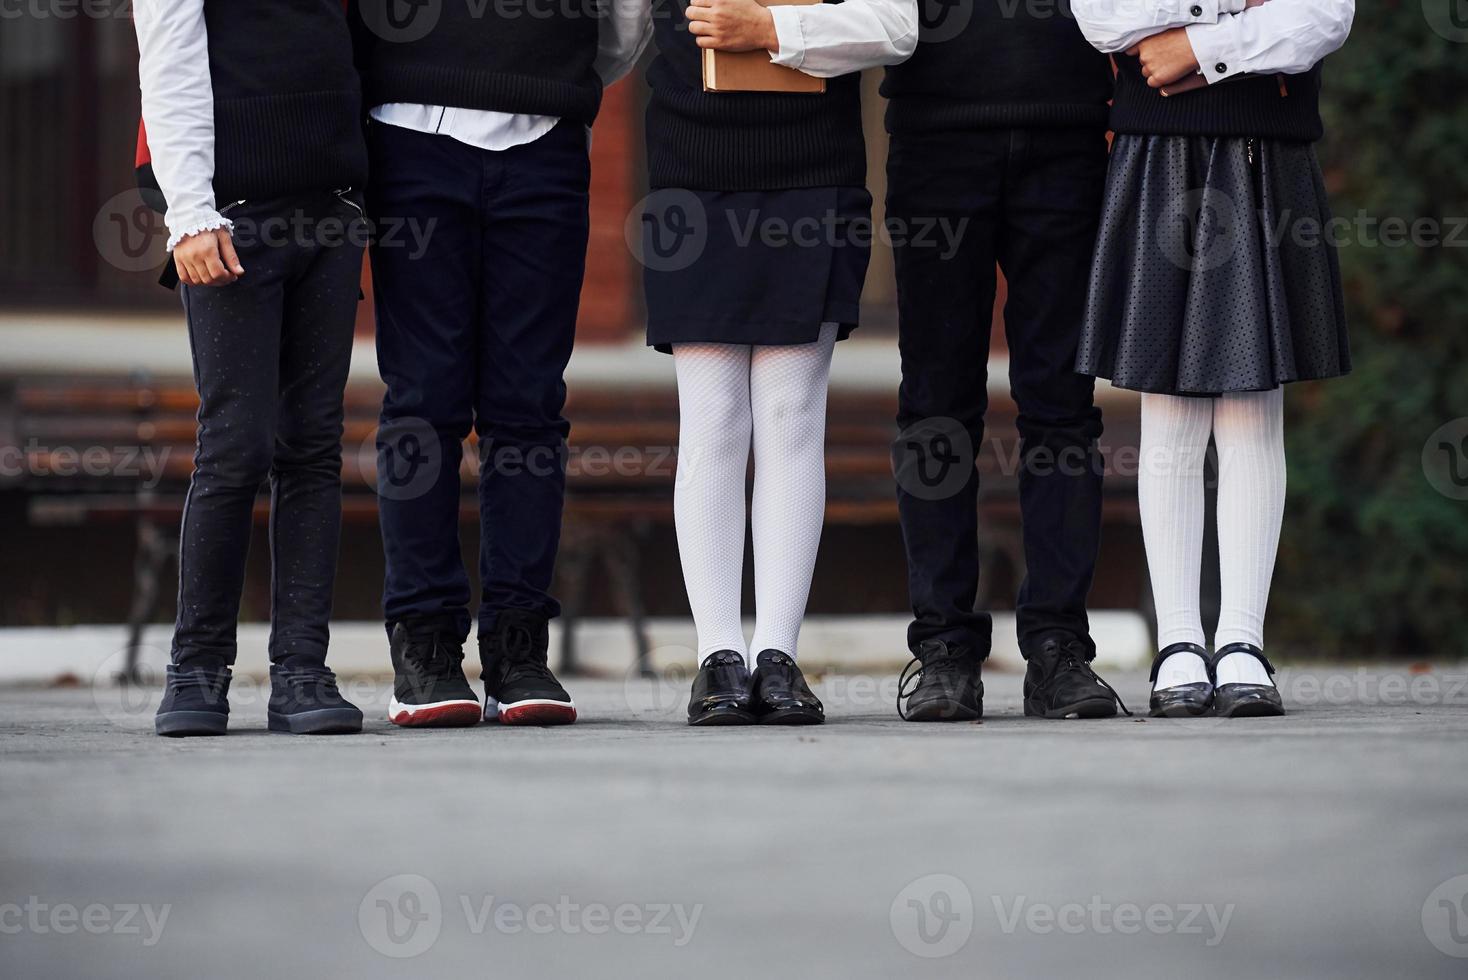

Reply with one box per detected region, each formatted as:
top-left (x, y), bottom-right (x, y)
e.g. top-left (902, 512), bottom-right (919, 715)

top-left (0, 371), bottom-right (1140, 678)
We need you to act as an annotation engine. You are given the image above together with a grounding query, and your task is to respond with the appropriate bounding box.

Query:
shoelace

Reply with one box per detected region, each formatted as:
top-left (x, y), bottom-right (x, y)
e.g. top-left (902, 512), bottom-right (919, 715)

top-left (1051, 642), bottom-right (1133, 717)
top-left (275, 667), bottom-right (342, 698)
top-left (407, 631), bottom-right (465, 676)
top-left (896, 654), bottom-right (963, 721)
top-left (496, 625), bottom-right (555, 685)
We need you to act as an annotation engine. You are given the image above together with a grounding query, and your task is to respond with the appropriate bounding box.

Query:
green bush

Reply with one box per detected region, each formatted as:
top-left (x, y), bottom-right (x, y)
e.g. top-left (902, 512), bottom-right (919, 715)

top-left (1275, 2), bottom-right (1468, 658)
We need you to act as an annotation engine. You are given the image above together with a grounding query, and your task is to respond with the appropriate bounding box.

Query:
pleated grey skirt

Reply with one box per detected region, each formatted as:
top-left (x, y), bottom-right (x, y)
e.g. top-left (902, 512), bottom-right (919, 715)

top-left (1076, 134), bottom-right (1350, 395)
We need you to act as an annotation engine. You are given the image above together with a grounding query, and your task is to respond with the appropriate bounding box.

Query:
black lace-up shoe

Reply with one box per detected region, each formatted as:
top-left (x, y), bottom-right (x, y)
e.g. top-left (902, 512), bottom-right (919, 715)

top-left (480, 610), bottom-right (576, 725)
top-left (267, 664), bottom-right (364, 735)
top-left (387, 619), bottom-right (481, 727)
top-left (1023, 632), bottom-right (1130, 719)
top-left (1148, 642), bottom-right (1214, 717)
top-left (155, 663), bottom-right (232, 737)
top-left (750, 650), bottom-right (824, 725)
top-left (898, 640), bottom-right (983, 722)
top-left (1211, 643), bottom-right (1285, 718)
top-left (688, 651), bottom-right (755, 726)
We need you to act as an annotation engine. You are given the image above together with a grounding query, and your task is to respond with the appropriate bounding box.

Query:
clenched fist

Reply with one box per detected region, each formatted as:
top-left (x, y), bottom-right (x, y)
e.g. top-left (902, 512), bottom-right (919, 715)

top-left (685, 0), bottom-right (779, 52)
top-left (1127, 27), bottom-right (1201, 89)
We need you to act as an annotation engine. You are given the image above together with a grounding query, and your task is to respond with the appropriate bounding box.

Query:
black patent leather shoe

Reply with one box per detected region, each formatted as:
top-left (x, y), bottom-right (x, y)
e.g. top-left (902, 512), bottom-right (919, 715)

top-left (1022, 632), bottom-right (1130, 719)
top-left (750, 650), bottom-right (824, 725)
top-left (1211, 643), bottom-right (1285, 718)
top-left (688, 651), bottom-right (755, 726)
top-left (898, 640), bottom-right (983, 722)
top-left (1147, 642), bottom-right (1214, 717)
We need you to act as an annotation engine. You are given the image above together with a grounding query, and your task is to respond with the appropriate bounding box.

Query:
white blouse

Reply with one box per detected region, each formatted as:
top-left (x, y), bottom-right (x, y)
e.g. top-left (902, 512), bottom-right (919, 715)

top-left (1070, 0), bottom-right (1354, 86)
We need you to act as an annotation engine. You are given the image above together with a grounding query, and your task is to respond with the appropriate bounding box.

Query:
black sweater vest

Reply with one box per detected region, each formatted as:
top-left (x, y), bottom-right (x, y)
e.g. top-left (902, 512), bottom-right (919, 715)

top-left (196, 0), bottom-right (367, 203)
top-left (1109, 56), bottom-right (1324, 141)
top-left (881, 0), bottom-right (1112, 134)
top-left (355, 0), bottom-right (603, 123)
top-left (645, 0), bottom-right (866, 191)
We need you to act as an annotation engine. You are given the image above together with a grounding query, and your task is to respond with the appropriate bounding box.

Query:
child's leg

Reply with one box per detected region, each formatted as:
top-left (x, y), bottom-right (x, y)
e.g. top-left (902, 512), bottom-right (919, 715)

top-left (748, 323), bottom-right (839, 659)
top-left (673, 342), bottom-right (754, 663)
top-left (268, 204), bottom-right (365, 669)
top-left (173, 248), bottom-right (288, 668)
top-left (1212, 388), bottom-right (1287, 684)
top-left (1139, 393), bottom-right (1213, 685)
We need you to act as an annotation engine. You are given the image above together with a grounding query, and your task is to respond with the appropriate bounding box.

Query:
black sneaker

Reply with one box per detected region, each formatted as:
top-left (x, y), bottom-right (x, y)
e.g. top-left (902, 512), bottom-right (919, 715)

top-left (267, 664), bottom-right (364, 735)
top-left (155, 663), bottom-right (232, 737)
top-left (750, 650), bottom-right (823, 725)
top-left (897, 640), bottom-right (983, 722)
top-left (688, 651), bottom-right (755, 726)
top-left (1023, 632), bottom-right (1130, 719)
top-left (387, 620), bottom-right (482, 728)
top-left (480, 610), bottom-right (576, 725)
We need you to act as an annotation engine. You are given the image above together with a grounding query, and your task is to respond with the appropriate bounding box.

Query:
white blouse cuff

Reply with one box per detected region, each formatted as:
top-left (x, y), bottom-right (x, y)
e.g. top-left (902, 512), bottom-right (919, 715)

top-left (768, 5), bottom-right (806, 70)
top-left (165, 211), bottom-right (234, 253)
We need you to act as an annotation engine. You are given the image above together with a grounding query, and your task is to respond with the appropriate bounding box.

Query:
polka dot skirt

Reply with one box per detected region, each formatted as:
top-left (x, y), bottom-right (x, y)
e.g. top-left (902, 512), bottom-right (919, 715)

top-left (1076, 134), bottom-right (1351, 396)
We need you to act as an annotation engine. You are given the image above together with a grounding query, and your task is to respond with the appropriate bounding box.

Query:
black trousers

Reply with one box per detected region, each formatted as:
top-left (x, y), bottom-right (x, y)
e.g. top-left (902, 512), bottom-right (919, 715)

top-left (887, 127), bottom-right (1108, 658)
top-left (173, 193), bottom-right (366, 668)
top-left (368, 121), bottom-right (591, 640)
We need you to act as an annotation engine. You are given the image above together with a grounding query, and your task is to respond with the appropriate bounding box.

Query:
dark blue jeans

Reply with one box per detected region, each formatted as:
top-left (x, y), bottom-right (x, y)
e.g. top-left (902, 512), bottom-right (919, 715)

top-left (367, 120), bottom-right (590, 640)
top-left (174, 192), bottom-right (365, 668)
top-left (887, 127), bottom-right (1109, 659)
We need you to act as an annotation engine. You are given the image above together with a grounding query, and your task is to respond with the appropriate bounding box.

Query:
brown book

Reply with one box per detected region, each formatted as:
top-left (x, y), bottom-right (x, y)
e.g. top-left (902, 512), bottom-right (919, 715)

top-left (701, 0), bottom-right (826, 94)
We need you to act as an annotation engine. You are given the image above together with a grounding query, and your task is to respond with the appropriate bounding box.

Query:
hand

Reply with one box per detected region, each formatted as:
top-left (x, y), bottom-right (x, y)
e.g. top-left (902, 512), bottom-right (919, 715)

top-left (1161, 73), bottom-right (1209, 97)
top-left (174, 228), bottom-right (243, 287)
top-left (1127, 27), bottom-right (1201, 89)
top-left (685, 0), bottom-right (778, 53)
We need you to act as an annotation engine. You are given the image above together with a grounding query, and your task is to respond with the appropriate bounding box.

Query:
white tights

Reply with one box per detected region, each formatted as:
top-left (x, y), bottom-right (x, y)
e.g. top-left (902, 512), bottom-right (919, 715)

top-left (672, 323), bottom-right (839, 665)
top-left (1140, 389), bottom-right (1287, 688)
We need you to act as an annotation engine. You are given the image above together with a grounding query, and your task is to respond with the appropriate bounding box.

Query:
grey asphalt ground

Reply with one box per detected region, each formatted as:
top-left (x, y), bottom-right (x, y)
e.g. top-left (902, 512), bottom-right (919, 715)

top-left (2, 665), bottom-right (1467, 980)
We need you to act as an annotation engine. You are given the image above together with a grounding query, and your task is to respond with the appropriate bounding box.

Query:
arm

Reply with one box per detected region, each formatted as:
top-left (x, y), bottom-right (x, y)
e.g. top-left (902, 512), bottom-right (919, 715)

top-left (685, 0), bottom-right (918, 74)
top-left (1069, 0), bottom-right (1248, 55)
top-left (1186, 0), bottom-right (1353, 85)
top-left (133, 0), bottom-right (243, 285)
top-left (596, 0), bottom-right (654, 88)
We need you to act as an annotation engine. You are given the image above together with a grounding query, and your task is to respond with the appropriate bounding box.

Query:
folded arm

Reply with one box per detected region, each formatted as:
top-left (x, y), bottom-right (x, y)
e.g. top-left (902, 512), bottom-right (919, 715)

top-left (1070, 0), bottom-right (1248, 55)
top-left (686, 0), bottom-right (918, 76)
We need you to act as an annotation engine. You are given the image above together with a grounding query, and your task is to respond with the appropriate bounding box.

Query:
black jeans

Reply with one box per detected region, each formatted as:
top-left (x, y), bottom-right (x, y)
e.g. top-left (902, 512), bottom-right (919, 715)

top-left (368, 120), bottom-right (590, 640)
top-left (173, 192), bottom-right (366, 668)
top-left (887, 127), bottom-right (1108, 658)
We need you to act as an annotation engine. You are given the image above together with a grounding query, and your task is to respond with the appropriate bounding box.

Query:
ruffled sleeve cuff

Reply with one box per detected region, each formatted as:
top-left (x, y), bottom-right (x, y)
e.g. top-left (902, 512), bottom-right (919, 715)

top-left (164, 210), bottom-right (234, 252)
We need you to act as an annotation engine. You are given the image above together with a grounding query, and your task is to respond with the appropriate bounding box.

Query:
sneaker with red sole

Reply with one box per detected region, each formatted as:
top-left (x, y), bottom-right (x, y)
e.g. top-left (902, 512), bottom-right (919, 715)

top-left (479, 610), bottom-right (576, 726)
top-left (387, 620), bottom-right (482, 727)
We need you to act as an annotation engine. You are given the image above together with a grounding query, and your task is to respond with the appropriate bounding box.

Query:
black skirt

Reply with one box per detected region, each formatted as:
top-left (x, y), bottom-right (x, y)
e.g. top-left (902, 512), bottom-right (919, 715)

top-left (643, 186), bottom-right (872, 352)
top-left (1076, 135), bottom-right (1350, 395)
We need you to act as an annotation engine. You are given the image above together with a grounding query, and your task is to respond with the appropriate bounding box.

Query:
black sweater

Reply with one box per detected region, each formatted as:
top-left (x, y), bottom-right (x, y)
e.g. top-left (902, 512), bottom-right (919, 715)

top-left (1109, 56), bottom-right (1325, 141)
top-left (881, 0), bottom-right (1113, 134)
top-left (645, 0), bottom-right (866, 191)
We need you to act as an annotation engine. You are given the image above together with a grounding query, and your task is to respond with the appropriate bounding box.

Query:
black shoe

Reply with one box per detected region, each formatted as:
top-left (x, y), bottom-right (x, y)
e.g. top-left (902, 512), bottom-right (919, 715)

top-left (1147, 642), bottom-right (1214, 717)
top-left (750, 650), bottom-right (824, 725)
top-left (387, 619), bottom-right (481, 727)
top-left (267, 664), bottom-right (364, 735)
top-left (898, 640), bottom-right (983, 722)
top-left (1023, 632), bottom-right (1130, 719)
top-left (1211, 643), bottom-right (1285, 718)
top-left (480, 610), bottom-right (576, 725)
top-left (688, 651), bottom-right (755, 726)
top-left (155, 663), bottom-right (232, 737)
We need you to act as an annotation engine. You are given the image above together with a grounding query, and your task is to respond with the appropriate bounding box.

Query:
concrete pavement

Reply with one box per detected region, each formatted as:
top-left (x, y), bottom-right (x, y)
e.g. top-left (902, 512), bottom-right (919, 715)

top-left (2, 665), bottom-right (1467, 979)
